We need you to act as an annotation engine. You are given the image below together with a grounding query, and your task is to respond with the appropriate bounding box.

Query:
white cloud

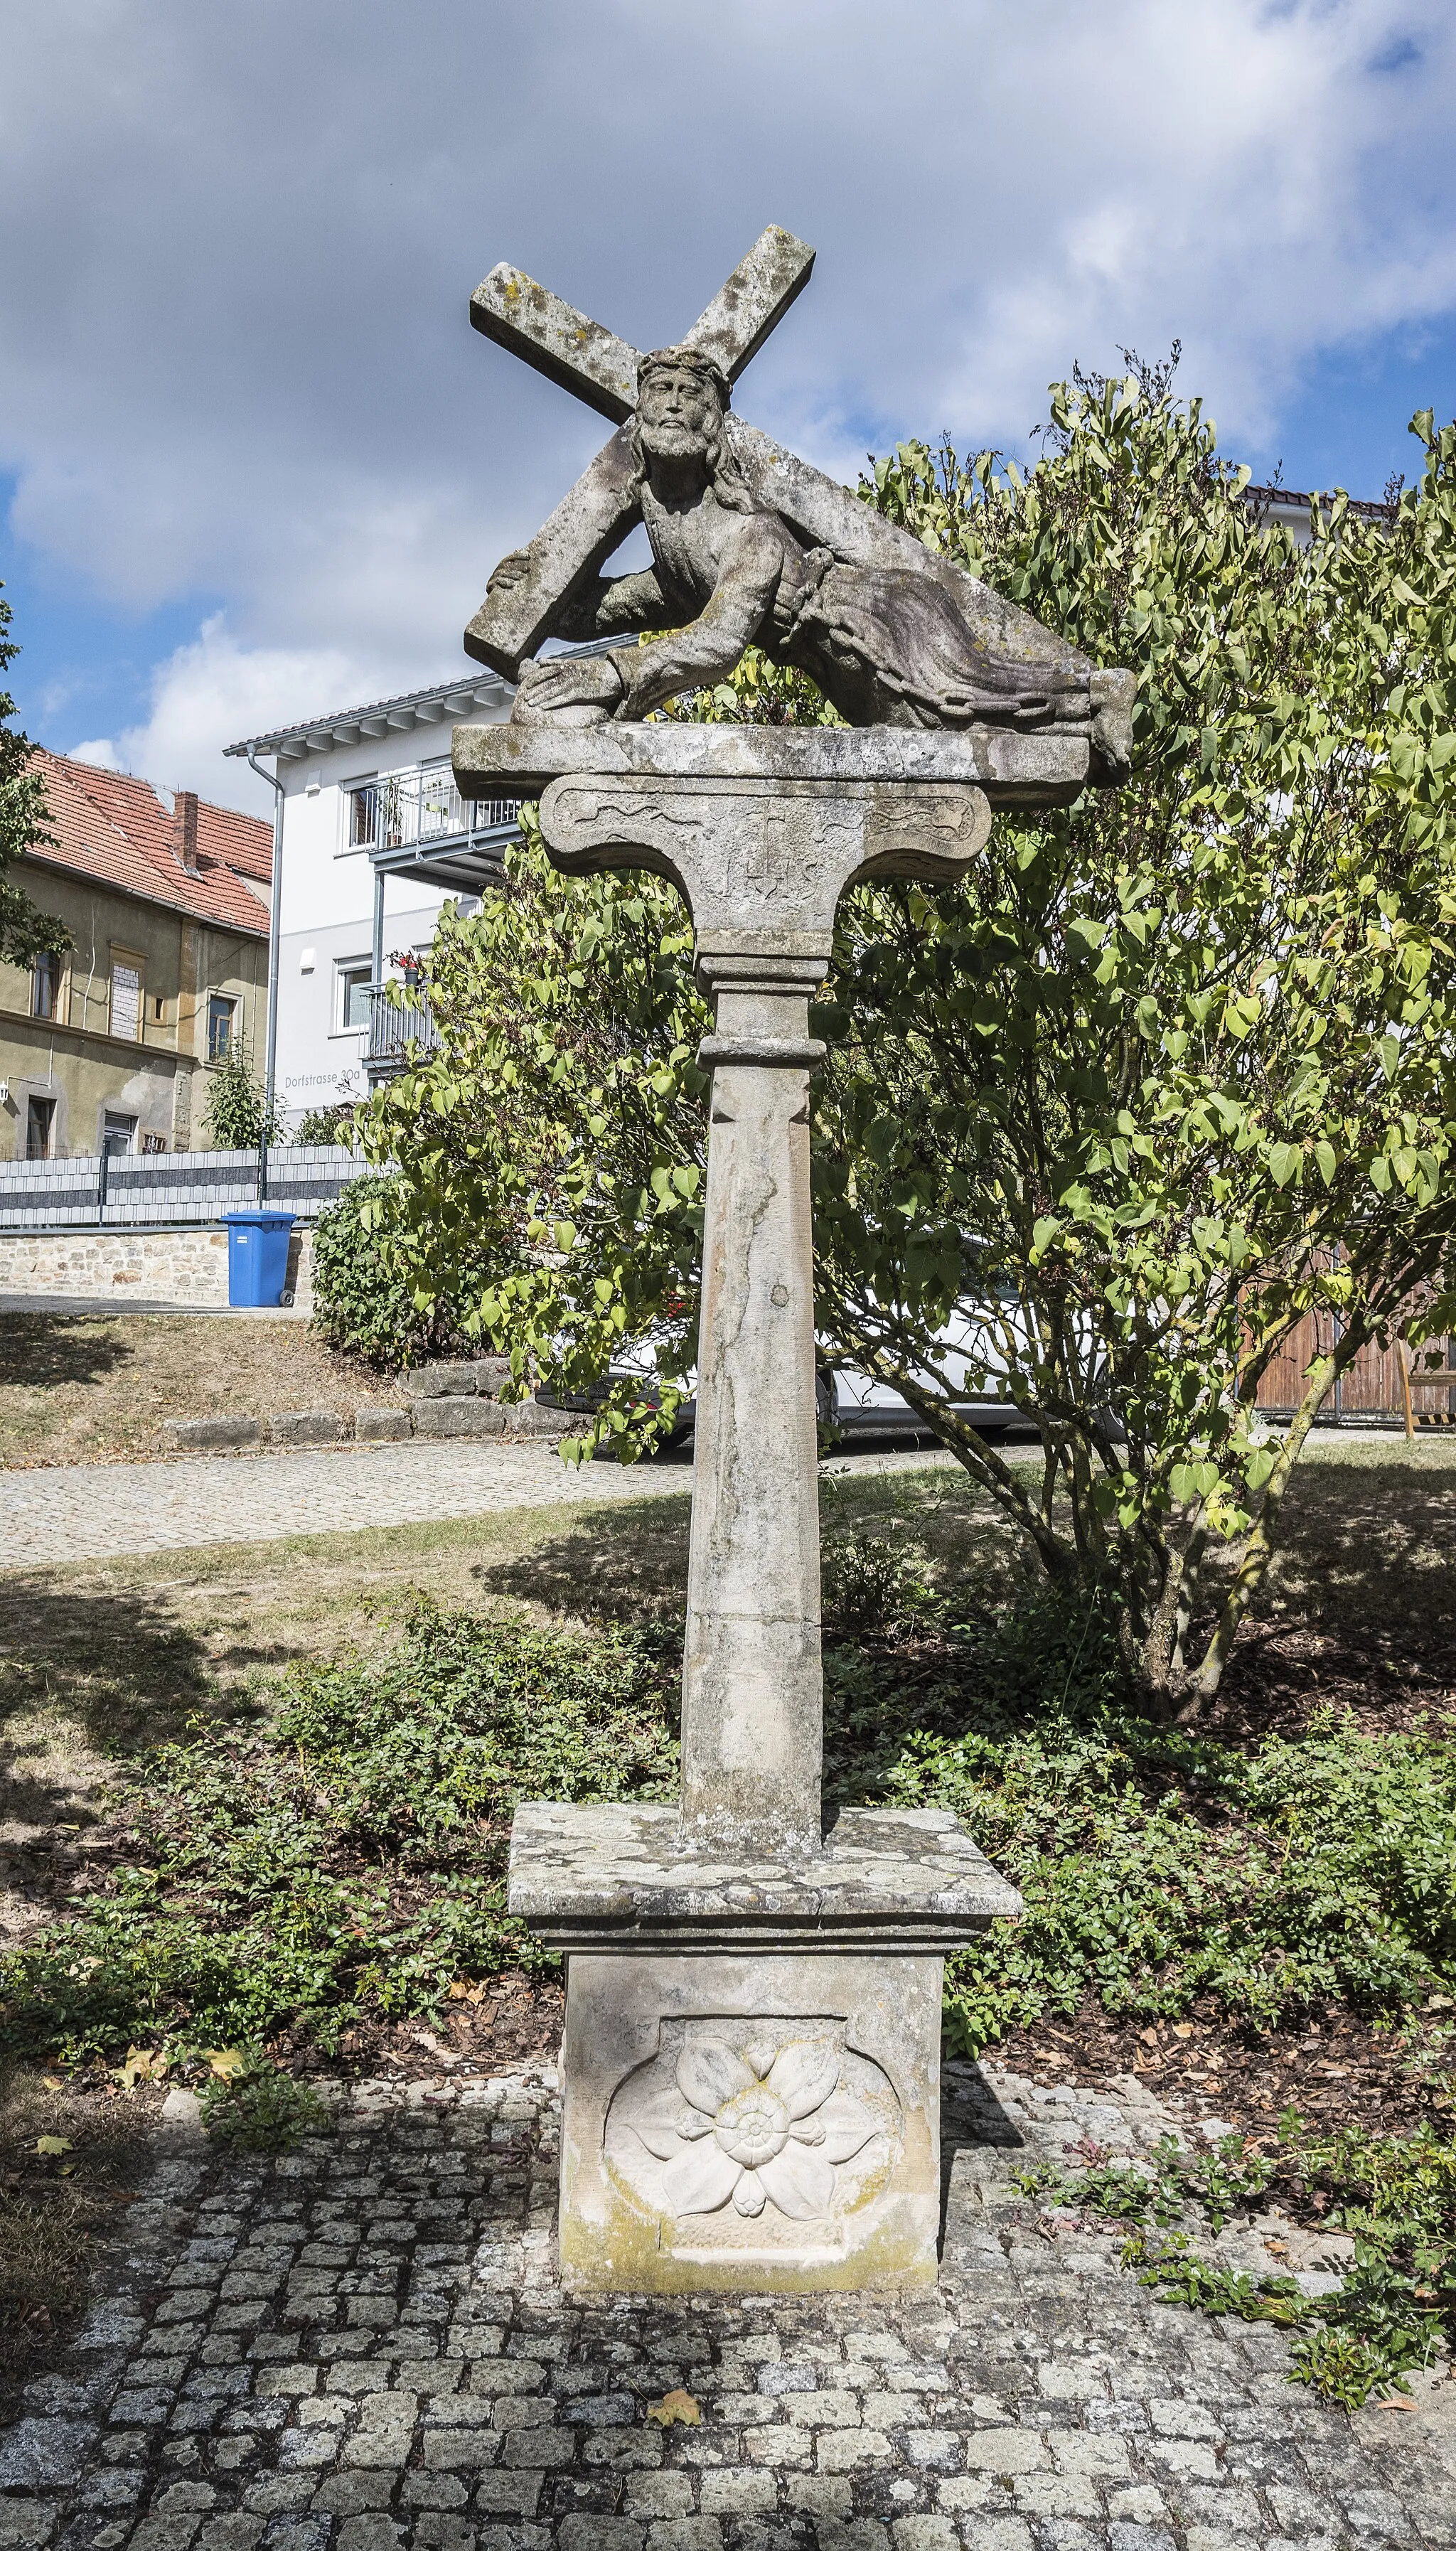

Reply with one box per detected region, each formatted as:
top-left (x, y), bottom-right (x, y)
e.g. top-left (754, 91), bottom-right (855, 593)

top-left (77, 619), bottom-right (392, 814)
top-left (4, 0), bottom-right (1456, 785)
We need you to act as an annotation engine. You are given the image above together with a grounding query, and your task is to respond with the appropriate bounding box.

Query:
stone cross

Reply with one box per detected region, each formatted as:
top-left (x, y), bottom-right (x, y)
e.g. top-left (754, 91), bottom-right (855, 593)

top-left (461, 228), bottom-right (1107, 718)
top-left (464, 227), bottom-right (815, 680)
top-left (453, 233), bottom-right (1126, 2296)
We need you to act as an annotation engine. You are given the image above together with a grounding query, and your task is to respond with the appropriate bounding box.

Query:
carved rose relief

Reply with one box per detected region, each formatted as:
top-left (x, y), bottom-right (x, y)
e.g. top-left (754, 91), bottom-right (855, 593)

top-left (610, 2025), bottom-right (893, 2225)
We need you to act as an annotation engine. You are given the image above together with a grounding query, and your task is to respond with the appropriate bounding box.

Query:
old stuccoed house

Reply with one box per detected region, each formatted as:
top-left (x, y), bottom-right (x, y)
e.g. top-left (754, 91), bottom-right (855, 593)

top-left (0, 751), bottom-right (272, 1160)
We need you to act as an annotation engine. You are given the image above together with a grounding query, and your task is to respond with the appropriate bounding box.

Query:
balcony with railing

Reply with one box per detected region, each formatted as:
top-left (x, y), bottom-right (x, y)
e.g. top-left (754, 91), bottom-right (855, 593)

top-left (350, 767), bottom-right (523, 897)
top-left (366, 982), bottom-right (441, 1085)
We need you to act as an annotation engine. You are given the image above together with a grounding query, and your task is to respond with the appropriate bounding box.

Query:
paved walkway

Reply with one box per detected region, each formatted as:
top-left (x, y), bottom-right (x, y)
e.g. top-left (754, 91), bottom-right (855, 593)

top-left (2, 2061), bottom-right (1451, 2551)
top-left (0, 1441), bottom-right (695, 1573)
top-left (0, 1300), bottom-right (311, 1322)
top-left (0, 1443), bottom-right (963, 1574)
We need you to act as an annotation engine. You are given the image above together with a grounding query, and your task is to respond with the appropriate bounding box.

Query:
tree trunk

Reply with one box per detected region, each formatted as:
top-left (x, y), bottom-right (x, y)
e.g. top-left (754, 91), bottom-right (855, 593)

top-left (1179, 1332), bottom-right (1364, 1717)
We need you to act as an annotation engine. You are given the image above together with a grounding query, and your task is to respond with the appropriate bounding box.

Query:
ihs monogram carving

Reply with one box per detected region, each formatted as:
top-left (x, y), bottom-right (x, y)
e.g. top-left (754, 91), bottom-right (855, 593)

top-left (538, 774), bottom-right (993, 941)
top-left (604, 2019), bottom-right (901, 2232)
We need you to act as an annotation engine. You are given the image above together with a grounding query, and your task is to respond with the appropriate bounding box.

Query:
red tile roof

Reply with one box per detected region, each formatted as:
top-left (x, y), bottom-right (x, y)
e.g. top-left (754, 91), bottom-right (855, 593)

top-left (24, 752), bottom-right (272, 938)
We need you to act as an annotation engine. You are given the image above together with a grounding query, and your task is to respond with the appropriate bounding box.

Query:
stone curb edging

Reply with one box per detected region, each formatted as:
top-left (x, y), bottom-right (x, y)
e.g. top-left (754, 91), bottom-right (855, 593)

top-left (159, 1362), bottom-right (576, 1454)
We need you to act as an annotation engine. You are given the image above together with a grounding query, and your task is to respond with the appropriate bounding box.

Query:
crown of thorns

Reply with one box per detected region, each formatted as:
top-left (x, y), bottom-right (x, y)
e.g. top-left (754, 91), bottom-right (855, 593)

top-left (635, 346), bottom-right (732, 409)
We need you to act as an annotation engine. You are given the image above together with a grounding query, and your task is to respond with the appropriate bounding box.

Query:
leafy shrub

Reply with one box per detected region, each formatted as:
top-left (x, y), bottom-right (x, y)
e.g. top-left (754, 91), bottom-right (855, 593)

top-left (201, 1046), bottom-right (282, 1149)
top-left (200, 2060), bottom-right (331, 2154)
top-left (310, 1174), bottom-right (495, 1367)
top-left (0, 1601), bottom-right (678, 2065)
top-left (295, 1103), bottom-right (358, 1145)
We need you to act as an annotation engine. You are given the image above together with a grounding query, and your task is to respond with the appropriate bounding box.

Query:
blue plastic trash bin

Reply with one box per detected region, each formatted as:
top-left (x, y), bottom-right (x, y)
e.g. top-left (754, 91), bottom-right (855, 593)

top-left (221, 1211), bottom-right (296, 1308)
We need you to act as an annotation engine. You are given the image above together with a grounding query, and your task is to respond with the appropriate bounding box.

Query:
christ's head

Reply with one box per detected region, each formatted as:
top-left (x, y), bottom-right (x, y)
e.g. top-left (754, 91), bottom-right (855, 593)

top-left (629, 347), bottom-right (749, 511)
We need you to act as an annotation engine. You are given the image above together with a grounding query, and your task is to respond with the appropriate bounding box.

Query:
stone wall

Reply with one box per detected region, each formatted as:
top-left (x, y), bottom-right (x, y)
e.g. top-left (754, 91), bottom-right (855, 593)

top-left (0, 1224), bottom-right (316, 1310)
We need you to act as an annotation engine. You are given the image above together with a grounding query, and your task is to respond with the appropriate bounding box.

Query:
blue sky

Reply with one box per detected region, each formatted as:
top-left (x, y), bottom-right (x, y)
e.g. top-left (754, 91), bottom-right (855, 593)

top-left (4, 0), bottom-right (1456, 813)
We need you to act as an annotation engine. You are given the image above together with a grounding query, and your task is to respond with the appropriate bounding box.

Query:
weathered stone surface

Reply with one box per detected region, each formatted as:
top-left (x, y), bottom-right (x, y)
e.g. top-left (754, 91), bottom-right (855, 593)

top-left (267, 1411), bottom-right (343, 1448)
top-left (353, 1406), bottom-right (412, 1443)
top-left (5, 2061), bottom-right (1454, 2548)
top-left (503, 1399), bottom-right (576, 1440)
top-left (454, 717), bottom-right (1083, 811)
top-left (469, 228), bottom-right (815, 432)
top-left (400, 1360), bottom-right (510, 1401)
top-left (163, 1416), bottom-right (261, 1451)
top-left (478, 744), bottom-right (1025, 2291)
top-left (464, 230), bottom-right (816, 673)
top-left (0, 1226), bottom-right (318, 1312)
top-left (508, 1804), bottom-right (1018, 1952)
top-left (460, 223), bottom-right (1122, 2305)
top-left (557, 1954), bottom-right (944, 2294)
top-left (460, 227), bottom-right (1133, 788)
top-left (0, 2416), bottom-right (100, 2486)
top-left (410, 1400), bottom-right (507, 1440)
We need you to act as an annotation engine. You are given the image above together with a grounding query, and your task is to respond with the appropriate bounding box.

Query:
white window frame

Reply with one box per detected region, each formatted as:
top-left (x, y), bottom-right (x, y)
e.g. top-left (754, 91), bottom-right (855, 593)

top-left (339, 773), bottom-right (380, 860)
top-left (207, 992), bottom-right (238, 1062)
top-left (109, 951), bottom-right (144, 1043)
top-left (333, 957), bottom-right (373, 1037)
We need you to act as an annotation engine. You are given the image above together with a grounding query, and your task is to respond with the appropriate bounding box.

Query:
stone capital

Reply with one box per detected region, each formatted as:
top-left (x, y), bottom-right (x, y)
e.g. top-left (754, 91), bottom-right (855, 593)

top-left (535, 769), bottom-right (990, 951)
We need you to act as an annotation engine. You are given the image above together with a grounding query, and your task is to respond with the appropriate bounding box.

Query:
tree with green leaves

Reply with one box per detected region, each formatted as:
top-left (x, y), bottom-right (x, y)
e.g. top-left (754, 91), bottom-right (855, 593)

top-left (201, 1042), bottom-right (282, 1150)
top-left (351, 371), bottom-right (1456, 1716)
top-left (0, 584), bottom-right (70, 965)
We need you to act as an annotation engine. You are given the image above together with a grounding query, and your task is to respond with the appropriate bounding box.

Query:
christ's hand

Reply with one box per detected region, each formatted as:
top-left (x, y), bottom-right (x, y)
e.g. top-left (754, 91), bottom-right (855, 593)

top-left (511, 652), bottom-right (626, 725)
top-left (487, 549), bottom-right (532, 595)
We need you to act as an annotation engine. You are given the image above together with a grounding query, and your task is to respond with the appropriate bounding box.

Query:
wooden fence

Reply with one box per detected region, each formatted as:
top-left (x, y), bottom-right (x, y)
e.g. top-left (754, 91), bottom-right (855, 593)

top-left (1256, 1312), bottom-right (1456, 1428)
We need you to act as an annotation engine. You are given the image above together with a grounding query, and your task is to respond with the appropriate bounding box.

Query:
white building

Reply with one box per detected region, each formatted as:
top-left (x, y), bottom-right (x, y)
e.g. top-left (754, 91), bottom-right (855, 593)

top-left (224, 670), bottom-right (517, 1130)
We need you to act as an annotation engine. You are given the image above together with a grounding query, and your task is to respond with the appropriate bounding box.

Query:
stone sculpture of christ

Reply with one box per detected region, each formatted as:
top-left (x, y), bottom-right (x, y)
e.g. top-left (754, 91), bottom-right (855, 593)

top-left (487, 347), bottom-right (1130, 781)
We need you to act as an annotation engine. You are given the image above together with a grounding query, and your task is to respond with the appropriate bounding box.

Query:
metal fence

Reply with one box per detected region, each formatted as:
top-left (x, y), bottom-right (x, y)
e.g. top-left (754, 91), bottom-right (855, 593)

top-left (0, 1144), bottom-right (367, 1231)
top-left (367, 986), bottom-right (440, 1083)
top-left (350, 770), bottom-right (522, 854)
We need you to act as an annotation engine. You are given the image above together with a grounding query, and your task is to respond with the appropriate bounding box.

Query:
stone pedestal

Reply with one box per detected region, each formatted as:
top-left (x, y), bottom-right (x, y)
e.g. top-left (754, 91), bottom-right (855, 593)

top-left (560, 1953), bottom-right (944, 2293)
top-left (452, 722), bottom-right (1039, 2293)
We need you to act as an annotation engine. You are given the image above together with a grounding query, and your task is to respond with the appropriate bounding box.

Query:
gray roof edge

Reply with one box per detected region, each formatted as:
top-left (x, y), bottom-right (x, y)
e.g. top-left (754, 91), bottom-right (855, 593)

top-left (221, 638), bottom-right (625, 763)
top-left (1243, 482), bottom-right (1388, 522)
top-left (223, 669), bottom-right (516, 761)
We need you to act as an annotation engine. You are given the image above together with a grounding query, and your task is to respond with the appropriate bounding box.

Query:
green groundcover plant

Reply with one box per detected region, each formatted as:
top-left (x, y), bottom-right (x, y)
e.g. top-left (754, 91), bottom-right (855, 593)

top-left (0, 1600), bottom-right (678, 2065)
top-left (1018, 2112), bottom-right (1456, 2410)
top-left (12, 1556), bottom-right (1455, 2070)
top-left (4, 1541), bottom-right (1455, 2399)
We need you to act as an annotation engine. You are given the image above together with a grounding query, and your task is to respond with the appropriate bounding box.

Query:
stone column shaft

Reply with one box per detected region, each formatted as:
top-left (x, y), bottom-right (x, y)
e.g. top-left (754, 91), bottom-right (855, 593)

top-left (679, 951), bottom-right (827, 1857)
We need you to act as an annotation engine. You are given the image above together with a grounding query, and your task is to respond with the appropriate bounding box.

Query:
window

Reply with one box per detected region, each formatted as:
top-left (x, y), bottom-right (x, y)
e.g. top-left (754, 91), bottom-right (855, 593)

top-left (152, 993), bottom-right (166, 1024)
top-left (208, 994), bottom-right (237, 1061)
top-left (347, 775), bottom-right (405, 854)
top-left (348, 781), bottom-right (379, 849)
top-left (25, 1096), bottom-right (54, 1160)
top-left (102, 1111), bottom-right (136, 1159)
top-left (109, 956), bottom-right (141, 1041)
top-left (141, 1131), bottom-right (167, 1155)
top-left (31, 952), bottom-right (61, 1020)
top-left (337, 963), bottom-right (373, 1032)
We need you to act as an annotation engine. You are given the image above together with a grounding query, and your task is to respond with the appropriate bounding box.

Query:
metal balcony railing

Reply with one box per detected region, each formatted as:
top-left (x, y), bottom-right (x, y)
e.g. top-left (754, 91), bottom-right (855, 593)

top-left (366, 985), bottom-right (440, 1084)
top-left (350, 771), bottom-right (521, 857)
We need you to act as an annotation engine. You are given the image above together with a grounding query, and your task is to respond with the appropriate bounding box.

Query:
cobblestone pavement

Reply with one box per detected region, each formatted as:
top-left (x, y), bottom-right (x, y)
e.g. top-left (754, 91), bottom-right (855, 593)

top-left (3, 2061), bottom-right (1452, 2551)
top-left (0, 1445), bottom-right (962, 1574)
top-left (0, 1443), bottom-right (694, 1572)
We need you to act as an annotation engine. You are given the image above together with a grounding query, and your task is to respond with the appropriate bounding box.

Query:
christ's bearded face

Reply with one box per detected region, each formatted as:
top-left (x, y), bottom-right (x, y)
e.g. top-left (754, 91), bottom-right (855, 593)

top-left (636, 363), bottom-right (720, 465)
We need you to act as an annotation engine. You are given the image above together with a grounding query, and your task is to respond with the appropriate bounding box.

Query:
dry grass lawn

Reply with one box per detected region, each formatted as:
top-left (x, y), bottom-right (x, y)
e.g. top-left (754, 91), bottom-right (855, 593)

top-left (0, 1311), bottom-right (398, 1469)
